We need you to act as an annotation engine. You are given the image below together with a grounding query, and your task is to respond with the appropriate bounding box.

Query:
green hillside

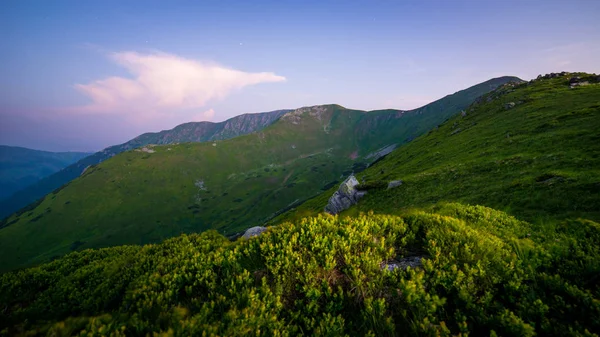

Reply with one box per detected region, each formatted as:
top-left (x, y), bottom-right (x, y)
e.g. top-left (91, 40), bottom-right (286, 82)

top-left (0, 110), bottom-right (290, 220)
top-left (0, 146), bottom-right (91, 200)
top-left (0, 73), bottom-right (599, 336)
top-left (0, 76), bottom-right (517, 272)
top-left (278, 73), bottom-right (600, 225)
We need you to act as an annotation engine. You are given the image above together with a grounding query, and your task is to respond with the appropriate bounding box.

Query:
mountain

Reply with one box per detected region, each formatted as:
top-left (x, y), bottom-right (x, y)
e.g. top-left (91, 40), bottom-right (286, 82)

top-left (1, 72), bottom-right (598, 336)
top-left (278, 72), bottom-right (600, 225)
top-left (0, 109), bottom-right (291, 220)
top-left (0, 146), bottom-right (91, 200)
top-left (0, 76), bottom-right (520, 272)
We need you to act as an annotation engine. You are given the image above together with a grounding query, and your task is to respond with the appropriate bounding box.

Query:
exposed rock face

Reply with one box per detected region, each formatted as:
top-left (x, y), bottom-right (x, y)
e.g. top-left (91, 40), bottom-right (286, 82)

top-left (80, 165), bottom-right (92, 176)
top-left (242, 226), bottom-right (267, 239)
top-left (504, 102), bottom-right (516, 110)
top-left (365, 144), bottom-right (397, 161)
top-left (324, 175), bottom-right (366, 215)
top-left (537, 72), bottom-right (570, 80)
top-left (281, 105), bottom-right (330, 125)
top-left (569, 76), bottom-right (592, 89)
top-left (382, 256), bottom-right (423, 271)
top-left (387, 180), bottom-right (403, 189)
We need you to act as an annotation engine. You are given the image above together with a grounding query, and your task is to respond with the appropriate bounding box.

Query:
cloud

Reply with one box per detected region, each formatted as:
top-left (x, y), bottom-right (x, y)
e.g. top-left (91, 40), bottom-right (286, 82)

top-left (193, 108), bottom-right (216, 121)
top-left (73, 51), bottom-right (286, 117)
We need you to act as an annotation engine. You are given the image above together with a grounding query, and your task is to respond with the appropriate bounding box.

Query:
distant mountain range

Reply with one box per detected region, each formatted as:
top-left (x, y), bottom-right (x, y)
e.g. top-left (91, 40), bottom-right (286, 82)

top-left (0, 110), bottom-right (291, 220)
top-left (0, 146), bottom-right (91, 200)
top-left (0, 76), bottom-right (521, 271)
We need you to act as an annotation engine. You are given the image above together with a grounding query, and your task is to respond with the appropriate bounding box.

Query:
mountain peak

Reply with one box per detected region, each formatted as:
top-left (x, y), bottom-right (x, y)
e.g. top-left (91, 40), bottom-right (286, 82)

top-left (281, 105), bottom-right (342, 124)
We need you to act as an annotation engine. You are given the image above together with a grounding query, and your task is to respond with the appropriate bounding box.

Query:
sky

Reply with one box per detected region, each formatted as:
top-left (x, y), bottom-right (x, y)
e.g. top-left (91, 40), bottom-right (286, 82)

top-left (1, 0), bottom-right (599, 152)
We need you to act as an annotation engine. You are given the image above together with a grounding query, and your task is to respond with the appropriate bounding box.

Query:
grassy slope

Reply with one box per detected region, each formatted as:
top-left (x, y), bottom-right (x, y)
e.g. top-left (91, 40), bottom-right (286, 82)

top-left (0, 146), bottom-right (91, 200)
top-left (0, 77), bottom-right (518, 272)
top-left (0, 110), bottom-right (290, 220)
top-left (277, 73), bottom-right (600, 226)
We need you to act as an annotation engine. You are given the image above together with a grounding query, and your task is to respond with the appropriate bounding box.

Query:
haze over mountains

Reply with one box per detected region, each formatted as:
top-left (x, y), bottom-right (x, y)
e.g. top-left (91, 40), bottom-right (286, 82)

top-left (0, 76), bottom-right (519, 271)
top-left (0, 146), bottom-right (91, 200)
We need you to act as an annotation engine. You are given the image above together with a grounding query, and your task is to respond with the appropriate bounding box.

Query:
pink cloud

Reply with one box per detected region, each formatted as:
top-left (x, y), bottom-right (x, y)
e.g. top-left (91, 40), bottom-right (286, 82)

top-left (191, 108), bottom-right (216, 121)
top-left (73, 51), bottom-right (286, 117)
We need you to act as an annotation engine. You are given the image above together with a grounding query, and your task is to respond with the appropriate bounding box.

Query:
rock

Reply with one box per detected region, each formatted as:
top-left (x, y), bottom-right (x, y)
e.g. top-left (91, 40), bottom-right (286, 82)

top-left (242, 226), bottom-right (267, 239)
top-left (570, 81), bottom-right (590, 89)
top-left (387, 180), bottom-right (403, 189)
top-left (569, 76), bottom-right (581, 84)
top-left (324, 175), bottom-right (366, 214)
top-left (461, 110), bottom-right (467, 117)
top-left (382, 256), bottom-right (423, 271)
top-left (450, 128), bottom-right (462, 135)
top-left (81, 165), bottom-right (91, 176)
top-left (504, 102), bottom-right (516, 110)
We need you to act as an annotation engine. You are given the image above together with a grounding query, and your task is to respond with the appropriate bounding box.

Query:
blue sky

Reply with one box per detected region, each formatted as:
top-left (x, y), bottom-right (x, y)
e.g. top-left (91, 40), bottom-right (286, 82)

top-left (1, 0), bottom-right (599, 151)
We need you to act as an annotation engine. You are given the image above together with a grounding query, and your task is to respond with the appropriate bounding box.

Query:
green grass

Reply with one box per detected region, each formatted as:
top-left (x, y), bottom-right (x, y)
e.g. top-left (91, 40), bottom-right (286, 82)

top-left (277, 73), bottom-right (600, 226)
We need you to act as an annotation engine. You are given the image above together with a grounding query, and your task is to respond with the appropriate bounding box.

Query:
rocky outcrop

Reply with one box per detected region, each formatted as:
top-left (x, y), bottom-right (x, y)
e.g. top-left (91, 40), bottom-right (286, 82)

top-left (569, 76), bottom-right (591, 89)
top-left (387, 180), bottom-right (403, 189)
top-left (532, 72), bottom-right (600, 88)
top-left (324, 175), bottom-right (366, 215)
top-left (365, 144), bottom-right (397, 161)
top-left (504, 102), bottom-right (516, 110)
top-left (242, 226), bottom-right (267, 239)
top-left (382, 256), bottom-right (423, 271)
top-left (537, 72), bottom-right (570, 80)
top-left (281, 105), bottom-right (333, 125)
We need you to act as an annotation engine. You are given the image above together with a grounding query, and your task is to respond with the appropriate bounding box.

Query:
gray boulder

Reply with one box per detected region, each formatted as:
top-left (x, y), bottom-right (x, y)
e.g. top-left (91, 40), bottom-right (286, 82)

top-left (324, 175), bottom-right (366, 215)
top-left (504, 102), bottom-right (516, 110)
top-left (387, 180), bottom-right (403, 189)
top-left (242, 226), bottom-right (267, 239)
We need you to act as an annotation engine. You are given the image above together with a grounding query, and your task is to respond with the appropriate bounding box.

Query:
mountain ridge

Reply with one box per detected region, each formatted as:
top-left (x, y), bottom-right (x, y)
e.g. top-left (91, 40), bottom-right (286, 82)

top-left (0, 109), bottom-right (291, 220)
top-left (275, 72), bottom-right (600, 225)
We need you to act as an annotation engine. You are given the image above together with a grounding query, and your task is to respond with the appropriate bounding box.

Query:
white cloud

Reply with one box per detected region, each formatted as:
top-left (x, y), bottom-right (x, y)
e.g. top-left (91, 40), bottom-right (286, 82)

top-left (73, 51), bottom-right (286, 117)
